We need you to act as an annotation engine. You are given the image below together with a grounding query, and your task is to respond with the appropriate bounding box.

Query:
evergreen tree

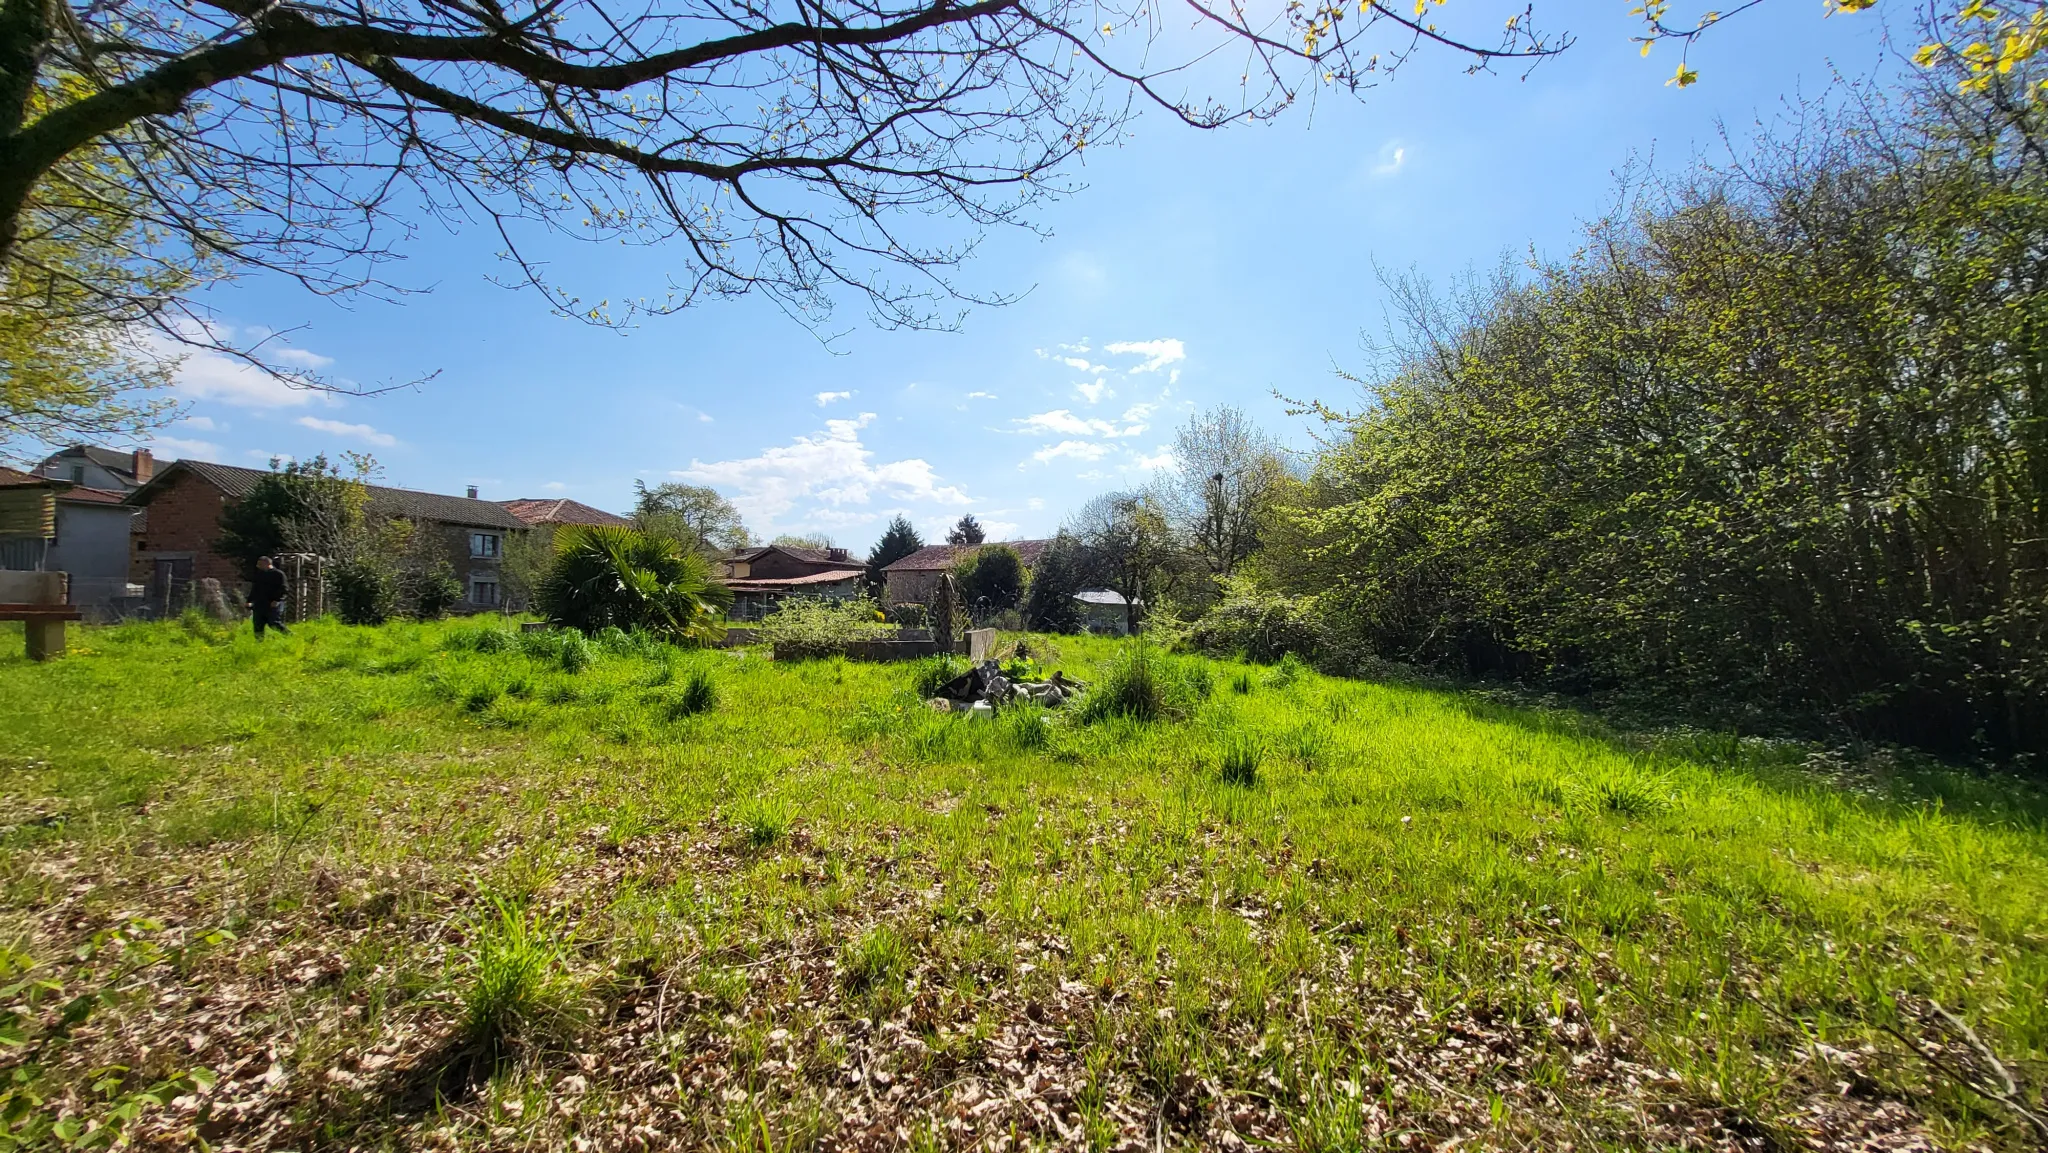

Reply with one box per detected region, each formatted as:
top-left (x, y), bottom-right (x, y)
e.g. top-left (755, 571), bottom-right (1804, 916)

top-left (867, 515), bottom-right (926, 571)
top-left (946, 514), bottom-right (986, 545)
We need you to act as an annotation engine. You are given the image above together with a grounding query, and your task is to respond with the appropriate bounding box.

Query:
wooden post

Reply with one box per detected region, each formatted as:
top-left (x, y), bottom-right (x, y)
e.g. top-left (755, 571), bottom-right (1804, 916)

top-left (24, 618), bottom-right (64, 661)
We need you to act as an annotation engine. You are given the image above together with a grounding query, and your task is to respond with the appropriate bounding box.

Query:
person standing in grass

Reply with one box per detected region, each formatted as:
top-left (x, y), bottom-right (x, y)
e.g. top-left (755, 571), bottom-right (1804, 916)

top-left (249, 556), bottom-right (290, 639)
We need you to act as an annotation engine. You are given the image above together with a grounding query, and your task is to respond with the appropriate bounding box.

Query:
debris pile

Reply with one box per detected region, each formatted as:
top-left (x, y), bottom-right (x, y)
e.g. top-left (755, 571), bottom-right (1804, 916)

top-left (926, 660), bottom-right (1085, 715)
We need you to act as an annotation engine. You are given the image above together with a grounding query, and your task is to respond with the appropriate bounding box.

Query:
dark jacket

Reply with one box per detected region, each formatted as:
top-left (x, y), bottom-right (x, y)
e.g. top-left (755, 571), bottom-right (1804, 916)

top-left (250, 567), bottom-right (287, 606)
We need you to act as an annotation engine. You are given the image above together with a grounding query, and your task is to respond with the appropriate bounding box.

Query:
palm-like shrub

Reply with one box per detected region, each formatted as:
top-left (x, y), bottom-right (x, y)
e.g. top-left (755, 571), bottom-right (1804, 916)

top-left (536, 525), bottom-right (733, 642)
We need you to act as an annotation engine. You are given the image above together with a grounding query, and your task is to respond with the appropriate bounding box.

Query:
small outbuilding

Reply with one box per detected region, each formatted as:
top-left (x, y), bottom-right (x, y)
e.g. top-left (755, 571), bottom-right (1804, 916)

top-left (1072, 587), bottom-right (1138, 636)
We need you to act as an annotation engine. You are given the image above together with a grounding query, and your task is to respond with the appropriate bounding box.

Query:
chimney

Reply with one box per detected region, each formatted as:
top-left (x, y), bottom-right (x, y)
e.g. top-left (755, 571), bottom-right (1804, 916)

top-left (131, 448), bottom-right (154, 484)
top-left (466, 485), bottom-right (479, 499)
top-left (828, 547), bottom-right (849, 562)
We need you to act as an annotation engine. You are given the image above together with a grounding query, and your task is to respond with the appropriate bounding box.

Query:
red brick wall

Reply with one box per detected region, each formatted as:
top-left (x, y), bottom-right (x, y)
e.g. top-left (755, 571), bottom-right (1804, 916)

top-left (131, 470), bottom-right (244, 584)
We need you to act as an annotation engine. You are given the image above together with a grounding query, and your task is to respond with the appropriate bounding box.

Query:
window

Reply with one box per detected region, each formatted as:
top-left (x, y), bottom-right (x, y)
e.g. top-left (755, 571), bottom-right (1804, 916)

top-left (470, 532), bottom-right (501, 558)
top-left (470, 578), bottom-right (500, 605)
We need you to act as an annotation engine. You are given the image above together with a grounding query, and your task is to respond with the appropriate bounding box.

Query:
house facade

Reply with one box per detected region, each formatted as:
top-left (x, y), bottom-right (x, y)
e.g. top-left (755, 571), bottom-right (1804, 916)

top-left (720, 545), bottom-right (867, 621)
top-left (880, 540), bottom-right (1051, 606)
top-left (125, 459), bottom-right (527, 612)
top-left (30, 446), bottom-right (155, 493)
top-left (0, 467), bottom-right (143, 616)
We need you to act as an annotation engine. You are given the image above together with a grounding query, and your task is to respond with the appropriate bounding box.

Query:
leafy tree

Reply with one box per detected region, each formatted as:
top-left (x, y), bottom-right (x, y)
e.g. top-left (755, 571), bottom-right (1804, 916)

top-left (0, 0), bottom-right (1561, 381)
top-left (215, 455), bottom-right (370, 577)
top-left (867, 515), bottom-right (926, 573)
top-left (1158, 405), bottom-right (1292, 587)
top-left (1066, 491), bottom-right (1174, 634)
top-left (632, 481), bottom-right (751, 554)
top-left (0, 75), bottom-right (195, 455)
top-left (1283, 69), bottom-right (2048, 758)
top-left (537, 525), bottom-right (733, 641)
top-left (954, 544), bottom-right (1024, 622)
top-left (771, 533), bottom-right (835, 551)
top-left (945, 515), bottom-right (986, 545)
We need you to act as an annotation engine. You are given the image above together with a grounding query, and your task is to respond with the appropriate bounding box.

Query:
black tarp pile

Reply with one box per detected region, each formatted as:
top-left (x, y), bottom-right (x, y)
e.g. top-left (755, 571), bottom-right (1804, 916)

top-left (926, 661), bottom-right (1085, 715)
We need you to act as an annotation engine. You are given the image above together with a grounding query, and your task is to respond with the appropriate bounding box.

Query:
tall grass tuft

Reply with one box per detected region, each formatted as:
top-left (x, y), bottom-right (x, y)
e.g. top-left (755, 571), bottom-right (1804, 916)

top-left (520, 628), bottom-right (594, 673)
top-left (840, 924), bottom-right (910, 1012)
top-left (460, 898), bottom-right (580, 1055)
top-left (910, 654), bottom-right (971, 698)
top-left (1077, 645), bottom-right (1211, 723)
top-left (1265, 652), bottom-right (1307, 689)
top-left (1230, 671), bottom-right (1254, 695)
top-left (660, 669), bottom-right (717, 719)
top-left (735, 799), bottom-right (788, 849)
top-left (997, 700), bottom-right (1053, 752)
top-left (1218, 734), bottom-right (1264, 786)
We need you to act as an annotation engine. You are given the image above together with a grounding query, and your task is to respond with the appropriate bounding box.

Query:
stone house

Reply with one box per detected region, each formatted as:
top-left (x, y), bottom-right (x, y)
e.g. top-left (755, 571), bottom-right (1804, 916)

top-left (880, 540), bottom-right (1051, 606)
top-left (125, 459), bottom-right (527, 612)
top-left (0, 467), bottom-right (143, 616)
top-left (720, 544), bottom-right (867, 621)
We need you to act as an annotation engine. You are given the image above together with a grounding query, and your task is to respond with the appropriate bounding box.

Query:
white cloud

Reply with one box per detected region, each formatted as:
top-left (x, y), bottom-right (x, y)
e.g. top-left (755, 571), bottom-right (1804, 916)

top-left (175, 415), bottom-right (222, 432)
top-left (1104, 339), bottom-right (1186, 374)
top-left (1132, 447), bottom-right (1177, 471)
top-left (966, 391), bottom-right (997, 400)
top-left (1076, 379), bottom-right (1110, 405)
top-left (150, 436), bottom-right (222, 461)
top-left (1372, 139), bottom-right (1407, 177)
top-left (815, 390), bottom-right (853, 406)
top-left (273, 347), bottom-right (336, 369)
top-left (149, 325), bottom-right (340, 409)
top-left (297, 416), bottom-right (397, 446)
top-left (1014, 409), bottom-right (1148, 439)
top-left (1027, 497), bottom-right (1045, 510)
top-left (1030, 440), bottom-right (1114, 464)
top-left (246, 449), bottom-right (290, 464)
top-left (676, 412), bottom-right (971, 527)
top-left (981, 520), bottom-right (1021, 539)
top-left (698, 412), bottom-right (714, 423)
top-left (172, 347), bottom-right (324, 408)
top-left (543, 481), bottom-right (568, 492)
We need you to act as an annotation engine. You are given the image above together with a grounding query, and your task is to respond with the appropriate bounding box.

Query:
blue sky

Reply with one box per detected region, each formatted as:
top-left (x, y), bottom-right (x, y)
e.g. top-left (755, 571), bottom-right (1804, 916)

top-left (141, 2), bottom-right (1900, 550)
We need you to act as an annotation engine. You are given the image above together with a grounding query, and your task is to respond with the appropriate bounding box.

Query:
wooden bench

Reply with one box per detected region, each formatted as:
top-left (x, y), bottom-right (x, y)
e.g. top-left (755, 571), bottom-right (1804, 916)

top-left (0, 603), bottom-right (84, 660)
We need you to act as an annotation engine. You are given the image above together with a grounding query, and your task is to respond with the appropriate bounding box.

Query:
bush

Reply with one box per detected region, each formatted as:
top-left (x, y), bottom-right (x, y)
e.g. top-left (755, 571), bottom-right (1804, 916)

top-left (755, 597), bottom-right (890, 659)
top-left (330, 558), bottom-right (394, 625)
top-left (402, 563), bottom-right (464, 621)
top-left (954, 545), bottom-right (1026, 623)
top-left (1076, 644), bottom-right (1212, 724)
top-left (537, 525), bottom-right (733, 641)
top-left (1179, 580), bottom-right (1326, 665)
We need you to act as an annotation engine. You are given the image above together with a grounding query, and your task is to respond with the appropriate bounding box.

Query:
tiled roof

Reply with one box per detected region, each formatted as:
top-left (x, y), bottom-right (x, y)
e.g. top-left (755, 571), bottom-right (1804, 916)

top-left (882, 539), bottom-right (1052, 572)
top-left (0, 467), bottom-right (127, 505)
top-left (724, 568), bottom-right (868, 592)
top-left (498, 498), bottom-right (631, 528)
top-left (131, 459), bottom-right (527, 530)
top-left (56, 486), bottom-right (128, 506)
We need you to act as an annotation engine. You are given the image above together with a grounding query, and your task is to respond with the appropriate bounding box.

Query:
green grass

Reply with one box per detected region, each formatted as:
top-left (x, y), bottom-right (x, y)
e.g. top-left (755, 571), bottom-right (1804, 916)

top-left (1, 617), bottom-right (2046, 1150)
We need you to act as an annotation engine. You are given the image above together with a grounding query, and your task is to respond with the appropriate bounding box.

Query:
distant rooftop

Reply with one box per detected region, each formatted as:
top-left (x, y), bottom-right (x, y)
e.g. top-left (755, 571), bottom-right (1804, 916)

top-left (130, 459), bottom-right (527, 530)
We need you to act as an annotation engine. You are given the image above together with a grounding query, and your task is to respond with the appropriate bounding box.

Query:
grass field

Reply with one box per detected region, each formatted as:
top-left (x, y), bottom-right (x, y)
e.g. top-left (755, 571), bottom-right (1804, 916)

top-left (1, 615), bottom-right (2045, 1151)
